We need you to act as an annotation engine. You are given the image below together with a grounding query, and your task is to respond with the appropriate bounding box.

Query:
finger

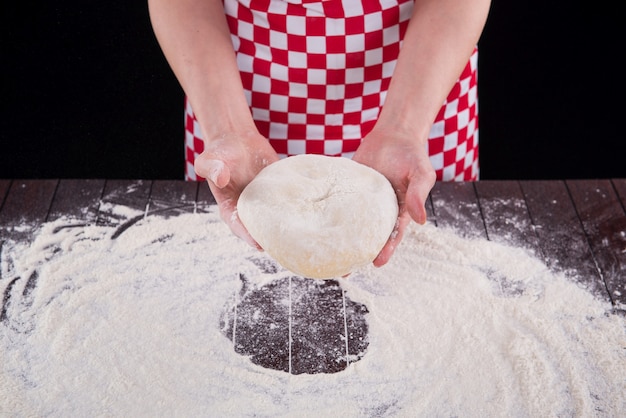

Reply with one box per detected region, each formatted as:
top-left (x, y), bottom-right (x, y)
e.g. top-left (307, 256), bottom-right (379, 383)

top-left (372, 212), bottom-right (410, 267)
top-left (405, 176), bottom-right (434, 225)
top-left (230, 214), bottom-right (262, 250)
top-left (217, 200), bottom-right (262, 250)
top-left (195, 158), bottom-right (231, 188)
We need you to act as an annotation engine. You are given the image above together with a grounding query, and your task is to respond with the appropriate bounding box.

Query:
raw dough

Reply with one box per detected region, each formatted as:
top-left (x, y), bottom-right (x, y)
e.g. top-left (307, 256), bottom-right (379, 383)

top-left (237, 154), bottom-right (398, 278)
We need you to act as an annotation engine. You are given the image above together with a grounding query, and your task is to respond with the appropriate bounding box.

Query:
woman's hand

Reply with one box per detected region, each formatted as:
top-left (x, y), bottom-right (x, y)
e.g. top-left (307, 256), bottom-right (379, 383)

top-left (150, 0), bottom-right (276, 249)
top-left (353, 127), bottom-right (436, 267)
top-left (349, 0), bottom-right (489, 268)
top-left (194, 131), bottom-right (280, 249)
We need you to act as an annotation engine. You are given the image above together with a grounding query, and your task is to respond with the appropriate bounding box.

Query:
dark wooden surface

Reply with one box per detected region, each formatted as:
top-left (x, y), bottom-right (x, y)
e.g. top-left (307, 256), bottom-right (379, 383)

top-left (1, 179), bottom-right (625, 375)
top-left (2, 179), bottom-right (624, 307)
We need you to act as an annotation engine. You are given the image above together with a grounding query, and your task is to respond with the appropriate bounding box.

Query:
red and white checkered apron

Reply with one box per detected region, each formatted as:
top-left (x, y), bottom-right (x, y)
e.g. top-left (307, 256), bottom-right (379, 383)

top-left (185, 0), bottom-right (479, 181)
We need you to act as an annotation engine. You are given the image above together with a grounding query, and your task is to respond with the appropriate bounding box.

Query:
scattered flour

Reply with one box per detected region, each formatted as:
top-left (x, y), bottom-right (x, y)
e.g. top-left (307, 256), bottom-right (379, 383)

top-left (1, 208), bottom-right (625, 417)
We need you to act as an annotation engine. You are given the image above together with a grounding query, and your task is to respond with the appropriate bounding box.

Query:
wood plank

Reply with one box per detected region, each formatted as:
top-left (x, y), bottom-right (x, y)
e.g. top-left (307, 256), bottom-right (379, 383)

top-left (148, 180), bottom-right (198, 217)
top-left (0, 180), bottom-right (58, 241)
top-left (224, 275), bottom-right (291, 373)
top-left (0, 180), bottom-right (11, 210)
top-left (222, 273), bottom-right (368, 375)
top-left (47, 179), bottom-right (106, 222)
top-left (290, 277), bottom-right (348, 374)
top-left (610, 179), bottom-right (626, 309)
top-left (430, 181), bottom-right (486, 239)
top-left (475, 181), bottom-right (541, 255)
top-left (97, 180), bottom-right (152, 227)
top-left (566, 179), bottom-right (626, 309)
top-left (612, 178), bottom-right (626, 203)
top-left (0, 180), bottom-right (57, 324)
top-left (195, 181), bottom-right (217, 211)
top-left (0, 180), bottom-right (57, 313)
top-left (520, 180), bottom-right (608, 301)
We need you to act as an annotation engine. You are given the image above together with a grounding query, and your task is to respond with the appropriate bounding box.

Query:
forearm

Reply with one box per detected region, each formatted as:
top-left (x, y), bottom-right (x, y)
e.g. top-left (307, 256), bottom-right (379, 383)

top-left (375, 0), bottom-right (491, 143)
top-left (148, 0), bottom-right (257, 139)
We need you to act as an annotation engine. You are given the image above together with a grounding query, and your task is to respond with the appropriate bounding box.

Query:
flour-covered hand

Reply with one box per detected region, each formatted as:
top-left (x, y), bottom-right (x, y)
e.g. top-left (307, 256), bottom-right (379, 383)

top-left (194, 131), bottom-right (280, 249)
top-left (353, 128), bottom-right (436, 267)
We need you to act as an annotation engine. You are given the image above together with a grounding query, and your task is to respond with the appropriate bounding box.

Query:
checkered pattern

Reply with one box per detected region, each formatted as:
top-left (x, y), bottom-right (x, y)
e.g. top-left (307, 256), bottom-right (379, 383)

top-left (185, 0), bottom-right (478, 182)
top-left (428, 49), bottom-right (479, 181)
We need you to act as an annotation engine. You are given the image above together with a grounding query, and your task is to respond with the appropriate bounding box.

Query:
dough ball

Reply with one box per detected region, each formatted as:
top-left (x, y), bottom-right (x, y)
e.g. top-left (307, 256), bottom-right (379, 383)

top-left (237, 154), bottom-right (399, 279)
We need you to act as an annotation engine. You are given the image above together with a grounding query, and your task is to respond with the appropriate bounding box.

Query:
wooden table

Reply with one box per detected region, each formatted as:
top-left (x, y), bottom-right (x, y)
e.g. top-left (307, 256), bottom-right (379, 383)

top-left (1, 179), bottom-right (625, 375)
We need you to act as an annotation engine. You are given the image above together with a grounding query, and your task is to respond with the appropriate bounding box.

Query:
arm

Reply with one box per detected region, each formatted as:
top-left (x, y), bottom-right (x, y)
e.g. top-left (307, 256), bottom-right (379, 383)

top-left (148, 0), bottom-right (278, 247)
top-left (354, 0), bottom-right (491, 266)
top-left (377, 0), bottom-right (490, 141)
top-left (148, 0), bottom-right (254, 143)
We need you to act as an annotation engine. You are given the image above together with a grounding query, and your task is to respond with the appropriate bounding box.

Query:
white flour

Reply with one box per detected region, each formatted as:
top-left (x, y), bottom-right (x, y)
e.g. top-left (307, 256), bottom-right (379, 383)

top-left (1, 208), bottom-right (625, 417)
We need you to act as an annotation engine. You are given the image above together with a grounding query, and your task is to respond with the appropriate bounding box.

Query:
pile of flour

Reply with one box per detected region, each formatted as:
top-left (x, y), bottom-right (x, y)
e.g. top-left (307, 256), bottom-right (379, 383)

top-left (1, 208), bottom-right (625, 416)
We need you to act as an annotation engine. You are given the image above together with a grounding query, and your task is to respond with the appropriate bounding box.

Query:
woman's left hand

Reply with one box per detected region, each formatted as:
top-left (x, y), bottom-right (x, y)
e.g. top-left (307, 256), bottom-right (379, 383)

top-left (353, 127), bottom-right (436, 267)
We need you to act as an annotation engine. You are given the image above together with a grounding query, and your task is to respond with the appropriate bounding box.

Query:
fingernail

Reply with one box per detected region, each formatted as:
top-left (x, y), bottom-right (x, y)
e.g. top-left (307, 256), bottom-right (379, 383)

top-left (208, 160), bottom-right (225, 185)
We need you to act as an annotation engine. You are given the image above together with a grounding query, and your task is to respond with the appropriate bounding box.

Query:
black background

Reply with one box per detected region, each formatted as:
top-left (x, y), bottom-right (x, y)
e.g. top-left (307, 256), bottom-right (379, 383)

top-left (1, 1), bottom-right (624, 180)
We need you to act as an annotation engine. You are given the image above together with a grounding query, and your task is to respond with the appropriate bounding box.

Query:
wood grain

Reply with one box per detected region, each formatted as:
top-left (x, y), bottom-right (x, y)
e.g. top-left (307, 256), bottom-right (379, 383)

top-left (475, 180), bottom-right (540, 254)
top-left (0, 180), bottom-right (58, 241)
top-left (566, 180), bottom-right (626, 308)
top-left (431, 181), bottom-right (486, 239)
top-left (520, 180), bottom-right (608, 301)
top-left (47, 179), bottom-right (106, 222)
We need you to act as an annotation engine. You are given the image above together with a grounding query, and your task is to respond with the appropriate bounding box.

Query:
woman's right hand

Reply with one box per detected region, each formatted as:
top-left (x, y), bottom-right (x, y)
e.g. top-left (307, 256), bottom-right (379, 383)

top-left (149, 0), bottom-right (276, 247)
top-left (194, 130), bottom-right (280, 249)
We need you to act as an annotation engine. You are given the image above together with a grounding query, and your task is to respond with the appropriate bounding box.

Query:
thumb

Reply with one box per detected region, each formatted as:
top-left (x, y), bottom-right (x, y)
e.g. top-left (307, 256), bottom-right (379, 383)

top-left (194, 157), bottom-right (230, 188)
top-left (405, 179), bottom-right (431, 225)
